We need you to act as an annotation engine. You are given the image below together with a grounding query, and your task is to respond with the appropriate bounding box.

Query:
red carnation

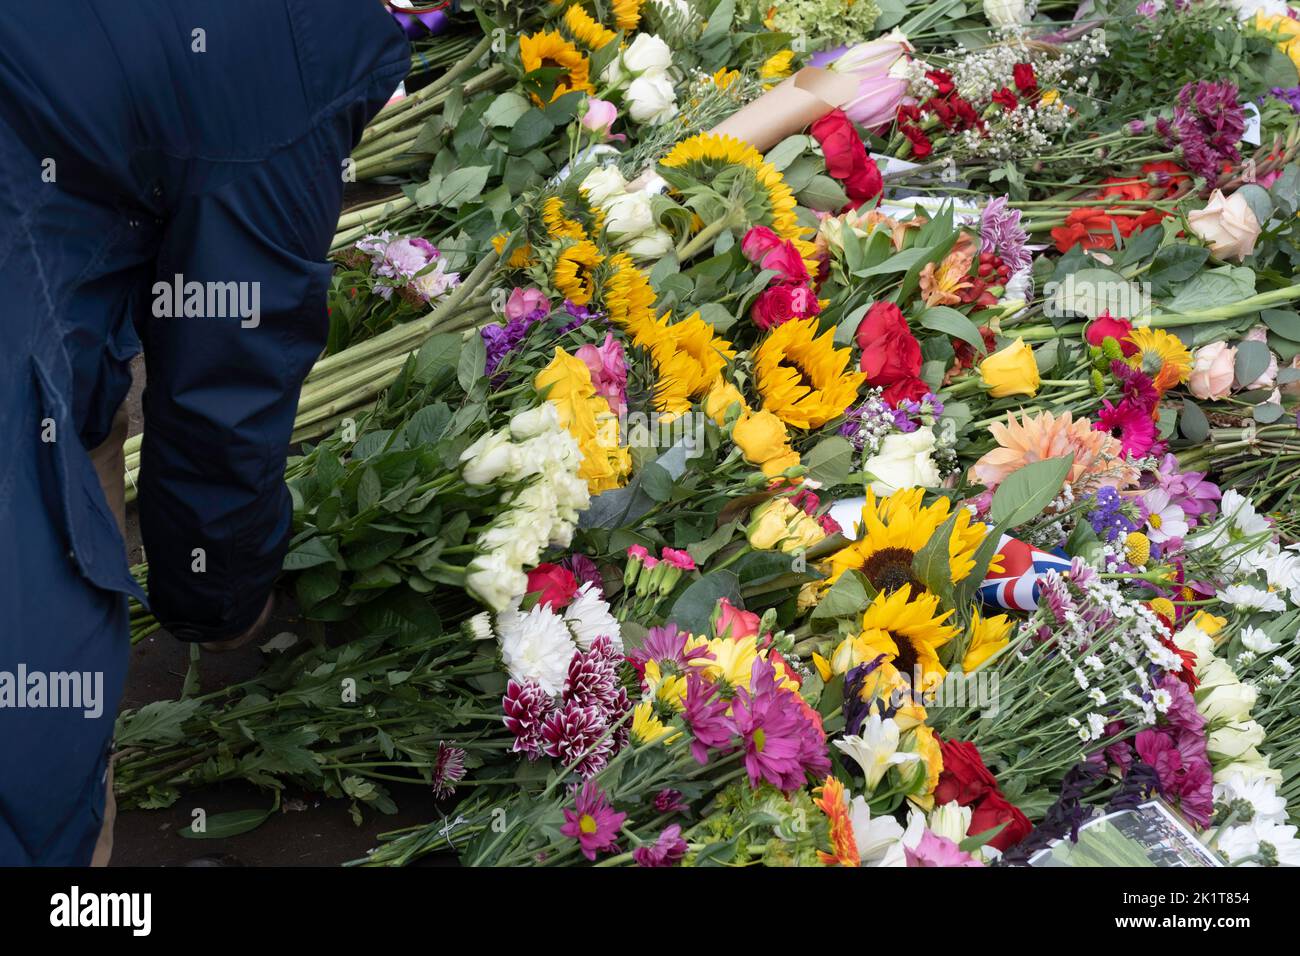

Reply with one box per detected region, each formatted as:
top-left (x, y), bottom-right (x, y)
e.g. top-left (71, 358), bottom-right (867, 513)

top-left (881, 375), bottom-right (931, 407)
top-left (1012, 62), bottom-right (1037, 97)
top-left (900, 123), bottom-right (933, 158)
top-left (991, 87), bottom-right (1018, 112)
top-left (926, 69), bottom-right (956, 95)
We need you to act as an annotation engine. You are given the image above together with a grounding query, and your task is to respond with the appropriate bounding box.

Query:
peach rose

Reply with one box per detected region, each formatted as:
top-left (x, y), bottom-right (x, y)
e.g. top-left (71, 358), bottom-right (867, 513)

top-left (1242, 325), bottom-right (1279, 390)
top-left (1188, 341), bottom-right (1237, 400)
top-left (1187, 190), bottom-right (1260, 262)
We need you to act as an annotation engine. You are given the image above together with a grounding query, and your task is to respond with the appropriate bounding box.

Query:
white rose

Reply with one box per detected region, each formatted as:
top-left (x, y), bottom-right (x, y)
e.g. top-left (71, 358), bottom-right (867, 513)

top-left (983, 0), bottom-right (1028, 27)
top-left (465, 551), bottom-right (528, 612)
top-left (623, 228), bottom-right (675, 258)
top-left (460, 430), bottom-right (515, 485)
top-left (1199, 680), bottom-right (1257, 723)
top-left (497, 605), bottom-right (578, 694)
top-left (580, 165), bottom-right (628, 207)
top-left (1197, 656), bottom-right (1241, 690)
top-left (1208, 720), bottom-right (1266, 761)
top-left (863, 427), bottom-right (941, 494)
top-left (1187, 189), bottom-right (1261, 262)
top-left (614, 33), bottom-right (673, 80)
top-left (1213, 751), bottom-right (1283, 786)
top-left (625, 74), bottom-right (678, 125)
top-left (603, 191), bottom-right (656, 240)
top-left (509, 403), bottom-right (558, 441)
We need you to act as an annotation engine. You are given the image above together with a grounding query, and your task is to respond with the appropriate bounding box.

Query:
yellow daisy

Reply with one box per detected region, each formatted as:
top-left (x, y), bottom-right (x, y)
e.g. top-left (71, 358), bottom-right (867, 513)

top-left (563, 4), bottom-right (617, 49)
top-left (961, 608), bottom-right (1013, 673)
top-left (753, 317), bottom-right (865, 430)
top-left (832, 585), bottom-right (959, 692)
top-left (519, 31), bottom-right (593, 103)
top-left (760, 50), bottom-right (796, 82)
top-left (827, 488), bottom-right (995, 593)
top-left (552, 239), bottom-right (603, 305)
top-left (1126, 327), bottom-right (1191, 392)
top-left (631, 702), bottom-right (676, 744)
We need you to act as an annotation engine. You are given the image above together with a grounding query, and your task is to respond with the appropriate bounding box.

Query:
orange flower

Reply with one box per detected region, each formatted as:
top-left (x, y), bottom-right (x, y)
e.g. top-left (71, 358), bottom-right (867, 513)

top-left (970, 409), bottom-right (1141, 494)
top-left (814, 776), bottom-right (860, 867)
top-left (919, 233), bottom-right (976, 307)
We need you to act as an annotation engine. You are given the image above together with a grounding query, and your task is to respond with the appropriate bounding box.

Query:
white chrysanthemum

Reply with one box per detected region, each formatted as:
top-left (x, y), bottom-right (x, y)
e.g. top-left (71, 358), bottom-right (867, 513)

top-left (1221, 584), bottom-right (1285, 613)
top-left (497, 605), bottom-right (578, 695)
top-left (464, 611), bottom-right (495, 641)
top-left (1214, 773), bottom-right (1288, 825)
top-left (1241, 625), bottom-right (1280, 654)
top-left (564, 582), bottom-right (622, 652)
top-left (1211, 823), bottom-right (1260, 864)
top-left (466, 550), bottom-right (528, 612)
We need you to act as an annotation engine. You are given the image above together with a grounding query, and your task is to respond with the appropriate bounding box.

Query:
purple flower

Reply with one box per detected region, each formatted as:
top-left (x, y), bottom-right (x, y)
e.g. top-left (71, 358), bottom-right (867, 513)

top-left (563, 554), bottom-right (603, 592)
top-left (432, 742), bottom-right (466, 799)
top-left (540, 699), bottom-right (615, 778)
top-left (502, 679), bottom-right (554, 760)
top-left (730, 657), bottom-right (828, 792)
top-left (1087, 486), bottom-right (1136, 543)
top-left (653, 788), bottom-right (687, 814)
top-left (1159, 80), bottom-right (1245, 181)
top-left (1145, 454), bottom-right (1220, 527)
top-left (1270, 86), bottom-right (1300, 114)
top-left (1158, 674), bottom-right (1204, 735)
top-left (1135, 725), bottom-right (1213, 826)
top-left (560, 783), bottom-right (625, 861)
top-left (629, 623), bottom-right (713, 673)
top-left (682, 673), bottom-right (735, 765)
top-left (633, 824), bottom-right (689, 867)
top-left (980, 196), bottom-right (1031, 274)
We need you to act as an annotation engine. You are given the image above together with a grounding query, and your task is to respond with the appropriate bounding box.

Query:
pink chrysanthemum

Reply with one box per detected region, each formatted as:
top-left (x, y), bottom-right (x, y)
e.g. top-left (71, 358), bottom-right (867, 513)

top-left (730, 657), bottom-right (821, 792)
top-left (563, 635), bottom-right (623, 713)
top-left (432, 742), bottom-right (467, 799)
top-left (682, 673), bottom-right (735, 765)
top-left (633, 824), bottom-right (689, 867)
top-left (561, 782), bottom-right (626, 861)
top-left (502, 679), bottom-right (554, 760)
top-left (540, 699), bottom-right (614, 778)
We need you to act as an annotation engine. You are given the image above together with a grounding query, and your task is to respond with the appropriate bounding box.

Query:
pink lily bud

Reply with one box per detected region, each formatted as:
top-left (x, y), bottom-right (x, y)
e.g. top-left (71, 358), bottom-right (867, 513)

top-left (843, 75), bottom-right (909, 129)
top-left (831, 37), bottom-right (909, 79)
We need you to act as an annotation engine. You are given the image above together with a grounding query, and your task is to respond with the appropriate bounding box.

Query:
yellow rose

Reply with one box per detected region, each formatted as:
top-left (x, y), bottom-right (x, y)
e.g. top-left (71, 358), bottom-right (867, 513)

top-left (783, 513), bottom-right (826, 553)
top-left (733, 409), bottom-right (800, 477)
top-left (747, 498), bottom-right (799, 550)
top-left (979, 337), bottom-right (1040, 398)
top-left (704, 381), bottom-right (747, 425)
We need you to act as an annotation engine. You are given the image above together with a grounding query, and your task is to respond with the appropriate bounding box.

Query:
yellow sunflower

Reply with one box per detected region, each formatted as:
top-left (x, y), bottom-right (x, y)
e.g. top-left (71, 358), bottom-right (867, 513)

top-left (552, 239), bottom-right (603, 305)
top-left (563, 4), bottom-right (618, 49)
top-left (612, 0), bottom-right (643, 31)
top-left (832, 585), bottom-right (959, 692)
top-left (1125, 327), bottom-right (1191, 392)
top-left (601, 253), bottom-right (658, 342)
top-left (491, 232), bottom-right (533, 268)
top-left (519, 31), bottom-right (593, 103)
top-left (658, 132), bottom-right (818, 276)
top-left (643, 311), bottom-right (738, 415)
top-left (827, 488), bottom-right (995, 593)
top-left (753, 316), bottom-right (865, 429)
top-left (961, 608), bottom-right (1013, 673)
top-left (541, 196), bottom-right (588, 241)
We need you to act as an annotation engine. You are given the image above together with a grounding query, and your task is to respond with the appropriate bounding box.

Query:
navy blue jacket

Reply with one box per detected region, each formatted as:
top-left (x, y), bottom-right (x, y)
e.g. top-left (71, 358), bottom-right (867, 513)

top-left (0, 0), bottom-right (408, 864)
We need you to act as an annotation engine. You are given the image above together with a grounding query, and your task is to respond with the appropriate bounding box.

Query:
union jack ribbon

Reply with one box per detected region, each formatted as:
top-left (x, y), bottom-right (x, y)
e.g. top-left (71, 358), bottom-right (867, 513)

top-left (977, 535), bottom-right (1073, 611)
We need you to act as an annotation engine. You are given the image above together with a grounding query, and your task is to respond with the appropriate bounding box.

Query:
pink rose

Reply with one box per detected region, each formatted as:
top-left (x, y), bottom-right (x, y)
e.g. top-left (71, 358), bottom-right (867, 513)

top-left (713, 597), bottom-right (761, 640)
top-left (581, 98), bottom-right (618, 137)
top-left (576, 333), bottom-right (629, 415)
top-left (1188, 341), bottom-right (1237, 400)
top-left (505, 287), bottom-right (550, 322)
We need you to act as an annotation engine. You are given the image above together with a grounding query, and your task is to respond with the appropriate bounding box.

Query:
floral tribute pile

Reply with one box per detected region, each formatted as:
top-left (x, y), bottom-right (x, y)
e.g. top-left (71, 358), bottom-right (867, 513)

top-left (116, 0), bottom-right (1300, 868)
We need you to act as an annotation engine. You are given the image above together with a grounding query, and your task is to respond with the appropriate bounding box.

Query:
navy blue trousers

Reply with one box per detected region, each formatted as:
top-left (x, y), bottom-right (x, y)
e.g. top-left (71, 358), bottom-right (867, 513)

top-left (0, 1), bottom-right (408, 864)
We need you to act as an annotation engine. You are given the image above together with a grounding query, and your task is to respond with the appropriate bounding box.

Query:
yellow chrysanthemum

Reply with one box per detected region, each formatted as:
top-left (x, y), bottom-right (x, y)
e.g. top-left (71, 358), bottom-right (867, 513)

top-left (1126, 327), bottom-right (1192, 392)
top-left (905, 724), bottom-right (943, 805)
top-left (563, 4), bottom-right (618, 48)
top-left (535, 347), bottom-right (631, 492)
top-left (602, 252), bottom-right (659, 342)
top-left (541, 196), bottom-right (588, 241)
top-left (752, 317), bottom-right (865, 430)
top-left (760, 50), bottom-right (796, 81)
top-left (642, 311), bottom-right (738, 415)
top-left (832, 585), bottom-right (959, 693)
top-left (659, 132), bottom-right (817, 275)
top-left (962, 608), bottom-right (1013, 673)
top-left (631, 702), bottom-right (676, 744)
top-left (612, 0), bottom-right (642, 31)
top-left (814, 776), bottom-right (860, 867)
top-left (827, 488), bottom-right (994, 593)
top-left (519, 31), bottom-right (593, 103)
top-left (711, 67), bottom-right (742, 89)
top-left (491, 232), bottom-right (533, 268)
top-left (552, 239), bottom-right (603, 305)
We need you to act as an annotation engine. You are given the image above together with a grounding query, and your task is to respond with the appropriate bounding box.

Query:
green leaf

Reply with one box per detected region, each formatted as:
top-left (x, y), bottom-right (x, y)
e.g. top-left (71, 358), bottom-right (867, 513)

top-left (483, 91), bottom-right (531, 128)
top-left (640, 461), bottom-right (675, 503)
top-left (1179, 398), bottom-right (1210, 442)
top-left (1235, 339), bottom-right (1271, 388)
top-left (804, 436), bottom-right (855, 487)
top-left (1261, 308), bottom-right (1300, 343)
top-left (919, 306), bottom-right (987, 355)
top-left (668, 571), bottom-right (740, 634)
top-left (911, 510), bottom-right (958, 605)
top-left (1164, 265), bottom-right (1256, 314)
top-left (458, 331), bottom-right (487, 392)
top-left (508, 109), bottom-right (556, 153)
top-left (179, 808), bottom-right (274, 840)
top-left (1147, 244), bottom-right (1209, 297)
top-left (1254, 402), bottom-right (1285, 424)
top-left (811, 570), bottom-right (875, 620)
top-left (283, 536), bottom-right (337, 571)
top-left (438, 165), bottom-right (490, 208)
top-left (115, 699), bottom-right (202, 747)
top-left (1046, 267), bottom-right (1128, 319)
top-left (988, 455), bottom-right (1074, 528)
top-left (764, 135), bottom-right (811, 171)
top-left (797, 175), bottom-right (849, 212)
top-left (358, 467), bottom-right (382, 513)
top-left (1270, 164), bottom-right (1300, 218)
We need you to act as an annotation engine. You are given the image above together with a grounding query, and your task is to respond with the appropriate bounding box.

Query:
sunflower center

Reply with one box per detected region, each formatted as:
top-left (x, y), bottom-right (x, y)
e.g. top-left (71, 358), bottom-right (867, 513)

top-left (860, 547), bottom-right (924, 594)
top-left (890, 632), bottom-right (922, 686)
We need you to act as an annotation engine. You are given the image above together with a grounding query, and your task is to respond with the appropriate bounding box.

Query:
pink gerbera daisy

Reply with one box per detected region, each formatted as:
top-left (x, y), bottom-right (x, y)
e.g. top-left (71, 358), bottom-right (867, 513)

top-left (560, 782), bottom-right (626, 861)
top-left (1094, 399), bottom-right (1158, 458)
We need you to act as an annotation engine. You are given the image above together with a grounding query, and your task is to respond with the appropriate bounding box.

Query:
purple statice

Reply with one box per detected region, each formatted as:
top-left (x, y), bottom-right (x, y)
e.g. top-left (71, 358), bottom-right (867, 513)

top-left (1144, 454), bottom-right (1220, 527)
top-left (980, 196), bottom-right (1032, 274)
top-left (840, 390), bottom-right (903, 453)
top-left (1157, 80), bottom-right (1245, 181)
top-left (1086, 486), bottom-right (1136, 543)
top-left (1270, 86), bottom-right (1300, 114)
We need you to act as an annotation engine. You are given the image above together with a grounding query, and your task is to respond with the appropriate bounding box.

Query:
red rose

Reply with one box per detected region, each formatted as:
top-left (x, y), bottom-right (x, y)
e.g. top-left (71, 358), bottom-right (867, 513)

top-left (752, 283), bottom-right (819, 330)
top-left (968, 791), bottom-right (1033, 851)
top-left (810, 108), bottom-right (882, 210)
top-left (526, 563), bottom-right (578, 610)
top-left (1085, 312), bottom-right (1138, 356)
top-left (881, 375), bottom-right (931, 407)
top-left (933, 738), bottom-right (999, 807)
top-left (855, 301), bottom-right (922, 387)
top-left (991, 87), bottom-right (1018, 111)
top-left (1012, 62), bottom-right (1037, 97)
